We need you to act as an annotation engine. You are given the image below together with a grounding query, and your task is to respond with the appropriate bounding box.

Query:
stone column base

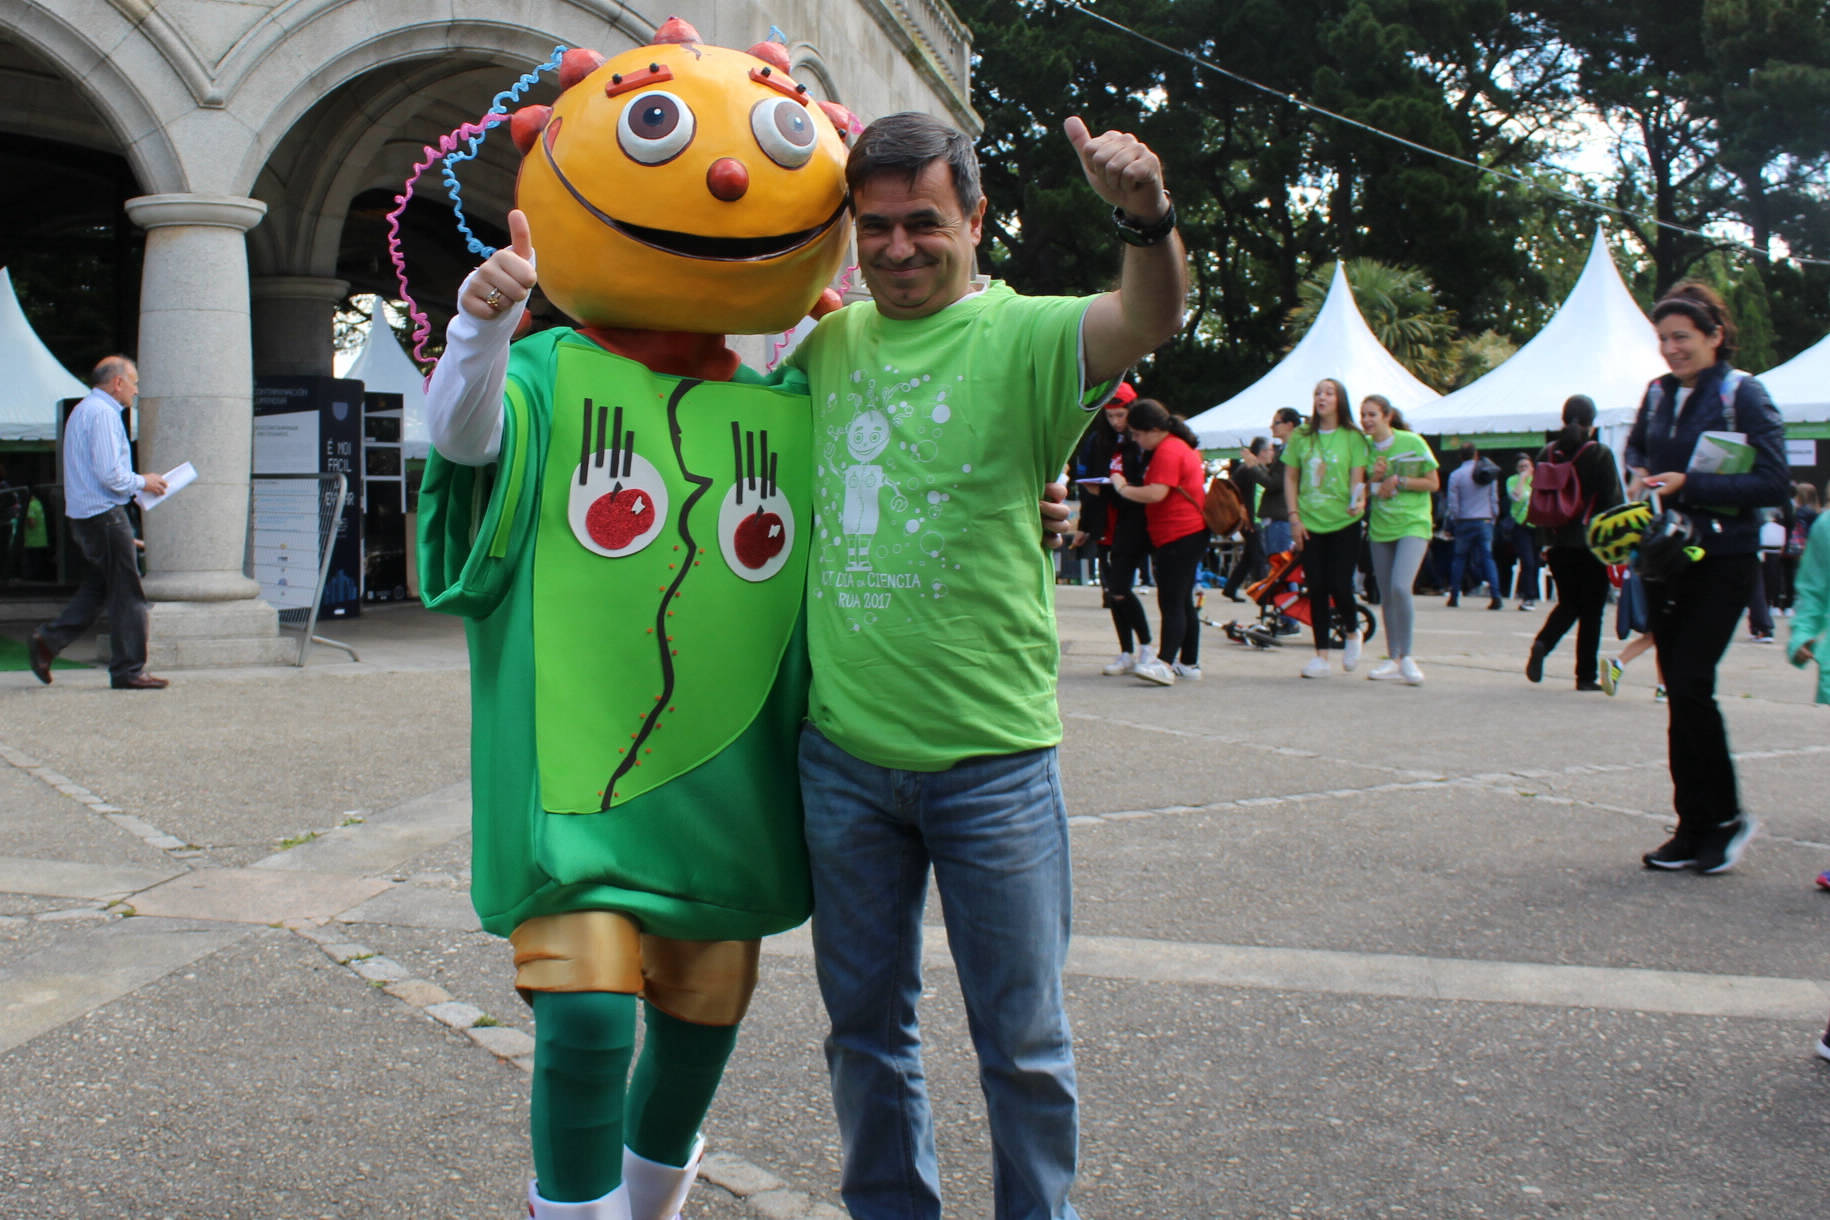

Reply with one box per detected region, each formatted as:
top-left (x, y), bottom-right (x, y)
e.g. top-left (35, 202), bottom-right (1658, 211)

top-left (100, 599), bottom-right (296, 669)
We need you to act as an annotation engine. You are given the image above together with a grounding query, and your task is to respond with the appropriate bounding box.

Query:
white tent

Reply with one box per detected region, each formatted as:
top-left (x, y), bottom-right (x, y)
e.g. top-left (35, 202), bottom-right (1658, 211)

top-left (1757, 332), bottom-right (1830, 422)
top-left (343, 302), bottom-right (431, 458)
top-left (0, 266), bottom-right (88, 442)
top-left (1407, 233), bottom-right (1663, 438)
top-left (1186, 262), bottom-right (1440, 449)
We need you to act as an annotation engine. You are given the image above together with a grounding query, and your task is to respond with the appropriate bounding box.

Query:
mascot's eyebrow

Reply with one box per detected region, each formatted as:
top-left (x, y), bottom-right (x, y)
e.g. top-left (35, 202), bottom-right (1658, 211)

top-left (605, 62), bottom-right (674, 98)
top-left (749, 66), bottom-right (811, 105)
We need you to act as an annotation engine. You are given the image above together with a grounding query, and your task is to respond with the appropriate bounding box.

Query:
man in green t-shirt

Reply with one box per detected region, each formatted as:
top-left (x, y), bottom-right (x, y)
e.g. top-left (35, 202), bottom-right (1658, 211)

top-left (783, 112), bottom-right (1186, 1220)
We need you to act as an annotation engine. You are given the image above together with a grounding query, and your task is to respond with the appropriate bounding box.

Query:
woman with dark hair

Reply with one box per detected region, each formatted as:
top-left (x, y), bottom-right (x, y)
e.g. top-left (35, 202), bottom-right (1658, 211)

top-left (1074, 385), bottom-right (1155, 676)
top-left (1626, 281), bottom-right (1790, 874)
top-left (1283, 378), bottom-right (1369, 678)
top-left (1111, 398), bottom-right (1210, 685)
top-left (1525, 395), bottom-right (1622, 691)
top-left (1360, 395), bottom-right (1438, 684)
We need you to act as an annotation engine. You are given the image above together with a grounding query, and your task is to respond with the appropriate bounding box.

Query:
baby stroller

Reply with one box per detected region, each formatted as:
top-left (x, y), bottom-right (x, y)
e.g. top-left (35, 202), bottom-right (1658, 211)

top-left (1219, 549), bottom-right (1376, 650)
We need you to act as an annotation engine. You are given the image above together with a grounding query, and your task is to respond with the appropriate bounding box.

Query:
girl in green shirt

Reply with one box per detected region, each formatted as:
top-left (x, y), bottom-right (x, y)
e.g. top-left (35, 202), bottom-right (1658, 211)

top-left (1283, 377), bottom-right (1369, 677)
top-left (1360, 395), bottom-right (1440, 684)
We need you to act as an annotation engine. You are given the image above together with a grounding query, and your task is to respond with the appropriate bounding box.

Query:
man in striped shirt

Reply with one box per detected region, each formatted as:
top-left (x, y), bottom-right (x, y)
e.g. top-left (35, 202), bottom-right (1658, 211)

top-left (30, 356), bottom-right (170, 690)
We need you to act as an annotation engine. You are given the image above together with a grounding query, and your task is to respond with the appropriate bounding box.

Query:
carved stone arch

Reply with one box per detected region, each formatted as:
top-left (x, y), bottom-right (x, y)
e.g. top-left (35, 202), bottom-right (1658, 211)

top-left (0, 5), bottom-right (187, 192)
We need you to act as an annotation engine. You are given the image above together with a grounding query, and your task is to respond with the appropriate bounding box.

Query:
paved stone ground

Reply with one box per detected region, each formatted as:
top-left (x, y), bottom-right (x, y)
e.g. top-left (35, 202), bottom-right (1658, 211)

top-left (0, 591), bottom-right (1825, 1219)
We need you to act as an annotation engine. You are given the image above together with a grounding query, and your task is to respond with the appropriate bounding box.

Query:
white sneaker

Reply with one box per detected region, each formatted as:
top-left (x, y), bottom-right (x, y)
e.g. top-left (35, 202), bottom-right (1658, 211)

top-left (1102, 651), bottom-right (1138, 676)
top-left (1400, 657), bottom-right (1425, 685)
top-left (1367, 659), bottom-right (1402, 681)
top-left (1301, 655), bottom-right (1331, 679)
top-left (1342, 632), bottom-right (1363, 671)
top-left (1171, 661), bottom-right (1203, 681)
top-left (1134, 657), bottom-right (1176, 686)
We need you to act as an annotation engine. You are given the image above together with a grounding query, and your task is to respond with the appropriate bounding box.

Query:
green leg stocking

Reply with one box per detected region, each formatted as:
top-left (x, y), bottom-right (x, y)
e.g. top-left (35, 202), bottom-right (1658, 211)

top-left (623, 1002), bottom-right (739, 1166)
top-left (531, 990), bottom-right (638, 1202)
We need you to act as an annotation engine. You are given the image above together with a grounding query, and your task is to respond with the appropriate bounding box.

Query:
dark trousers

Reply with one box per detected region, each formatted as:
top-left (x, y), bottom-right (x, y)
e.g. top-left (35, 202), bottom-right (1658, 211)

top-left (1153, 529), bottom-right (1208, 666)
top-left (1649, 553), bottom-right (1756, 835)
top-left (1303, 524), bottom-right (1360, 650)
top-left (1503, 517), bottom-right (1540, 600)
top-left (1102, 522), bottom-right (1152, 653)
top-left (1224, 527), bottom-right (1266, 597)
top-left (40, 506), bottom-right (149, 681)
top-left (1534, 546), bottom-right (1609, 685)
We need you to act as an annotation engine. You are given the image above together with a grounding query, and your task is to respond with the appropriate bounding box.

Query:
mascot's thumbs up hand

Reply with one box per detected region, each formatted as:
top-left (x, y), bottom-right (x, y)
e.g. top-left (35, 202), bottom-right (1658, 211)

top-left (463, 208), bottom-right (539, 320)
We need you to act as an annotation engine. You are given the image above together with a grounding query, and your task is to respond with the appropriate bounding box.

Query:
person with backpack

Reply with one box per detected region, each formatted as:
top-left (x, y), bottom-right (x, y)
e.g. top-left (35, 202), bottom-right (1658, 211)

top-left (1627, 281), bottom-right (1790, 875)
top-left (1444, 442), bottom-right (1505, 608)
top-left (1360, 395), bottom-right (1438, 684)
top-left (1075, 384), bottom-right (1157, 677)
top-left (1110, 398), bottom-right (1210, 685)
top-left (1524, 394), bottom-right (1623, 691)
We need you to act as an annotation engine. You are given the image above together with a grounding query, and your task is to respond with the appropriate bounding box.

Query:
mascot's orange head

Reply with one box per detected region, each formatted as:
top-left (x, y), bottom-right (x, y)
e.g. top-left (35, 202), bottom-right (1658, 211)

top-left (510, 20), bottom-right (856, 334)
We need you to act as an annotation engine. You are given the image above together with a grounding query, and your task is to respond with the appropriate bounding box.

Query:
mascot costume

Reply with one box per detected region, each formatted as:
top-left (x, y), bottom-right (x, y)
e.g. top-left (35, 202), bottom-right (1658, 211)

top-left (413, 19), bottom-right (856, 1219)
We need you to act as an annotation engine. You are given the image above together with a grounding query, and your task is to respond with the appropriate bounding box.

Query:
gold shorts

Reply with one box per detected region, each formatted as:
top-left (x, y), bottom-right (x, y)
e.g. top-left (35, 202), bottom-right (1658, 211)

top-left (509, 910), bottom-right (760, 1026)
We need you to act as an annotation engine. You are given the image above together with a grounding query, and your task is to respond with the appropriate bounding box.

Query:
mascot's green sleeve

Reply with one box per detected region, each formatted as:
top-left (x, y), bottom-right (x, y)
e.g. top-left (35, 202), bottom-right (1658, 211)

top-left (417, 327), bottom-right (812, 941)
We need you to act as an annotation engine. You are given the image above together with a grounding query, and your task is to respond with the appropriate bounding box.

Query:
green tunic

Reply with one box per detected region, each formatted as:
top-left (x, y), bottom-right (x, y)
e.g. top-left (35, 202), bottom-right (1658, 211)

top-left (418, 330), bottom-right (813, 941)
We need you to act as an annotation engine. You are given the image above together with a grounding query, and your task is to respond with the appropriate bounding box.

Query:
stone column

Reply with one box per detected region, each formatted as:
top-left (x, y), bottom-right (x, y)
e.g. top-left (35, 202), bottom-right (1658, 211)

top-left (124, 194), bottom-right (293, 667)
top-left (251, 275), bottom-right (349, 377)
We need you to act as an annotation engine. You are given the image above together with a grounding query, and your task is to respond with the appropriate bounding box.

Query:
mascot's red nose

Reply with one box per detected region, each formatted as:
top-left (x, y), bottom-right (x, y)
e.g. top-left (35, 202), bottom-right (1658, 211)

top-left (706, 157), bottom-right (750, 201)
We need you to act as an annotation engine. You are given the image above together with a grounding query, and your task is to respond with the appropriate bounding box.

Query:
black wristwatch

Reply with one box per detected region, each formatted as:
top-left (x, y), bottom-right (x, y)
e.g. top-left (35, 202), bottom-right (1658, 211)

top-left (1113, 197), bottom-right (1177, 247)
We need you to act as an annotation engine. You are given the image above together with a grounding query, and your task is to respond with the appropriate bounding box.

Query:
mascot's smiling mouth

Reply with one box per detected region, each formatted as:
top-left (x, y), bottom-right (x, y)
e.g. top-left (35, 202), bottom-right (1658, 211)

top-left (543, 119), bottom-right (847, 261)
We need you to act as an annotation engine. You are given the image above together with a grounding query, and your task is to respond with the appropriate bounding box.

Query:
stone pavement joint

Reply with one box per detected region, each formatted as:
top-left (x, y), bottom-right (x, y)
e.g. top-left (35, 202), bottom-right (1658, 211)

top-left (0, 734), bottom-right (202, 861)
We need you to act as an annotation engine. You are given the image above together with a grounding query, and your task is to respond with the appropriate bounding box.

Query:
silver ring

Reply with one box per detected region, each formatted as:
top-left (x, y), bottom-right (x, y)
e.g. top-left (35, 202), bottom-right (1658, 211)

top-left (484, 288), bottom-right (506, 313)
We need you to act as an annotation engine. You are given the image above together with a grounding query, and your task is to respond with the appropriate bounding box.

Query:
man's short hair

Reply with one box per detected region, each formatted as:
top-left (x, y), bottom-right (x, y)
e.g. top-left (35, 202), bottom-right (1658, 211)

top-left (846, 112), bottom-right (983, 214)
top-left (90, 355), bottom-right (134, 389)
top-left (1459, 442), bottom-right (1478, 462)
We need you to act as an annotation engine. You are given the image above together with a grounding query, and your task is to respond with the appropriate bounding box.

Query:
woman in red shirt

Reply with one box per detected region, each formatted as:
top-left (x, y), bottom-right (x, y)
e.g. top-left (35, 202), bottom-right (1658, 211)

top-left (1111, 398), bottom-right (1210, 686)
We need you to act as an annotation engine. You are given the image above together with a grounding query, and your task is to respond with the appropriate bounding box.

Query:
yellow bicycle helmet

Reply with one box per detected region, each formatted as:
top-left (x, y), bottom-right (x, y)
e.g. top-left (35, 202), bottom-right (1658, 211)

top-left (1587, 500), bottom-right (1654, 565)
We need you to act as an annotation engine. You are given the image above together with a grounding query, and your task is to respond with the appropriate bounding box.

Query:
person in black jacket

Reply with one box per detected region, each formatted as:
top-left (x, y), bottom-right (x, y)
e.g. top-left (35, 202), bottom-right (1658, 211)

top-left (1074, 385), bottom-right (1156, 675)
top-left (1626, 281), bottom-right (1790, 875)
top-left (1525, 395), bottom-right (1623, 691)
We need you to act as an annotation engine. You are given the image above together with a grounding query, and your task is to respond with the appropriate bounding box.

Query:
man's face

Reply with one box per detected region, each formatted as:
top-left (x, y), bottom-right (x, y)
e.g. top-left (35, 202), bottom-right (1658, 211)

top-left (853, 160), bottom-right (987, 321)
top-left (108, 365), bottom-right (139, 407)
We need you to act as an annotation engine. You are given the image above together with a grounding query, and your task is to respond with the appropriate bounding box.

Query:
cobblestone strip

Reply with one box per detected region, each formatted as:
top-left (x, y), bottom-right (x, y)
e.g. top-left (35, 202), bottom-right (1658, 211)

top-left (0, 737), bottom-right (205, 862)
top-left (288, 919), bottom-right (846, 1220)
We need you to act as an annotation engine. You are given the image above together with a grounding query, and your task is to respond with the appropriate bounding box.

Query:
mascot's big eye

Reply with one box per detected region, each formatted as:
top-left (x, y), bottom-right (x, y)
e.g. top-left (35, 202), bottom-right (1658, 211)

top-left (618, 91), bottom-right (696, 164)
top-left (751, 97), bottom-right (817, 169)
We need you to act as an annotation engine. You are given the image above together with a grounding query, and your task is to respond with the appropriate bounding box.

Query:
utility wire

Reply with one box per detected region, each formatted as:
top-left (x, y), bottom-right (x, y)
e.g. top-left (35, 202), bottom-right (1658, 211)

top-left (1064, 1), bottom-right (1830, 268)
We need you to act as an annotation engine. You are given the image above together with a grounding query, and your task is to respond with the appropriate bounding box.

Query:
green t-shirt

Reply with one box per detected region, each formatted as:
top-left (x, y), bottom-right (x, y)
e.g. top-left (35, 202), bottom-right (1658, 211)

top-left (1284, 426), bottom-right (1370, 535)
top-left (1367, 429), bottom-right (1438, 543)
top-left (785, 281), bottom-right (1106, 770)
top-left (1507, 471), bottom-right (1532, 525)
top-left (417, 330), bottom-right (814, 941)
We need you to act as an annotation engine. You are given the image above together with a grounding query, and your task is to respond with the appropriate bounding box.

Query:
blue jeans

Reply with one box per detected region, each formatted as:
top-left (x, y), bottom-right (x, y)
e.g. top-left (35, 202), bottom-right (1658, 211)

top-left (1260, 517), bottom-right (1293, 557)
top-left (1450, 518), bottom-right (1501, 599)
top-left (799, 726), bottom-right (1080, 1220)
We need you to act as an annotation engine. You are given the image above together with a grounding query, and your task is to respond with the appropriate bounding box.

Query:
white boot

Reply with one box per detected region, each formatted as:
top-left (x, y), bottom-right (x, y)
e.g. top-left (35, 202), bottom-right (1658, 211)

top-left (528, 1181), bottom-right (631, 1219)
top-left (623, 1138), bottom-right (705, 1220)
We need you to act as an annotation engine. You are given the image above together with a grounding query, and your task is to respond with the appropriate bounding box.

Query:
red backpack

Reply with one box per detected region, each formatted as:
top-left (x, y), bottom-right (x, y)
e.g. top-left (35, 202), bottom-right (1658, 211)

top-left (1526, 441), bottom-right (1595, 528)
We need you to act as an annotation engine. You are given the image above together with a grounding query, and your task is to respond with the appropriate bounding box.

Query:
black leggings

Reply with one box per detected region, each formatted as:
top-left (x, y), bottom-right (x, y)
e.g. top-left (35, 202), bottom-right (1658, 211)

top-left (1650, 553), bottom-right (1756, 835)
top-left (1152, 529), bottom-right (1208, 666)
top-left (1103, 520), bottom-right (1152, 653)
top-left (1534, 546), bottom-right (1609, 685)
top-left (1302, 524), bottom-right (1360, 650)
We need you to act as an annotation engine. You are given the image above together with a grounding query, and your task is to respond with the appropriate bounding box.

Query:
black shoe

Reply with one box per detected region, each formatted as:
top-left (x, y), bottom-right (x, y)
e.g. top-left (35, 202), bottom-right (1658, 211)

top-left (1643, 833), bottom-right (1699, 870)
top-left (1576, 680), bottom-right (1603, 691)
top-left (1488, 597), bottom-right (1503, 610)
top-left (1525, 643), bottom-right (1545, 684)
top-left (1446, 593), bottom-right (1460, 607)
top-left (1226, 592), bottom-right (1246, 603)
top-left (1696, 815), bottom-right (1757, 875)
top-left (28, 629), bottom-right (53, 685)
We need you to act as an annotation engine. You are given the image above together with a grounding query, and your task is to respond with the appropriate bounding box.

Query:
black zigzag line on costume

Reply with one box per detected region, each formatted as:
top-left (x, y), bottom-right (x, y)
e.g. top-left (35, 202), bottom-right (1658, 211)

top-left (603, 378), bottom-right (708, 808)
